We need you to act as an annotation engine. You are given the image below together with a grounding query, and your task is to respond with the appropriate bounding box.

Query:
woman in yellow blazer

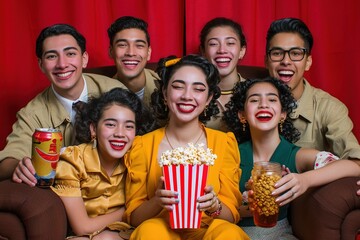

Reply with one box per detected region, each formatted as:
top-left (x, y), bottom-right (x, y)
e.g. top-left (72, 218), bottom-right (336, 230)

top-left (124, 55), bottom-right (249, 240)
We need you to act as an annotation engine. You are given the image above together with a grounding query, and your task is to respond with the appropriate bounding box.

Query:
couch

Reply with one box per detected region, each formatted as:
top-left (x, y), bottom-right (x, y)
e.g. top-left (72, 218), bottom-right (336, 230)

top-left (86, 64), bottom-right (360, 240)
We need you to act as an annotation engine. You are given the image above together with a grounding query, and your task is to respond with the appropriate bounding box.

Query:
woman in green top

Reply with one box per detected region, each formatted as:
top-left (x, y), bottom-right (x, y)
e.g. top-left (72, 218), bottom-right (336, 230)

top-left (224, 77), bottom-right (360, 240)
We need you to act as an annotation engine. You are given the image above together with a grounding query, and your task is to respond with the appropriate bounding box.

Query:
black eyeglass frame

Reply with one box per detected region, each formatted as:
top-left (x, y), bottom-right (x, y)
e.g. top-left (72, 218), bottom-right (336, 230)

top-left (267, 47), bottom-right (308, 62)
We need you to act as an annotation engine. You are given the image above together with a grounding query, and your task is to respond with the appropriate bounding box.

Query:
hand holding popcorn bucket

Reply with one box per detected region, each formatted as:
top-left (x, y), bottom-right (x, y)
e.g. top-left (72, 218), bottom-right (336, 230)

top-left (159, 143), bottom-right (216, 229)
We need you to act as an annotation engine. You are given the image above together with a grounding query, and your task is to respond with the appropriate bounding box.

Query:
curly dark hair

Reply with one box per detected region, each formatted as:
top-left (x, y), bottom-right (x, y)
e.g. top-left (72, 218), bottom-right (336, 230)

top-left (151, 54), bottom-right (221, 124)
top-left (223, 77), bottom-right (300, 144)
top-left (74, 88), bottom-right (156, 144)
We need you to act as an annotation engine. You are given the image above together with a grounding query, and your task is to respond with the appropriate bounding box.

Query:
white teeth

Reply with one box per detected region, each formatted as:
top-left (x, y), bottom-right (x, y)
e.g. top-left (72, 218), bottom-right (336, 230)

top-left (112, 142), bottom-right (125, 147)
top-left (257, 113), bottom-right (272, 117)
top-left (278, 70), bottom-right (293, 75)
top-left (57, 72), bottom-right (71, 77)
top-left (123, 61), bottom-right (138, 65)
top-left (215, 58), bottom-right (230, 63)
top-left (179, 105), bottom-right (194, 111)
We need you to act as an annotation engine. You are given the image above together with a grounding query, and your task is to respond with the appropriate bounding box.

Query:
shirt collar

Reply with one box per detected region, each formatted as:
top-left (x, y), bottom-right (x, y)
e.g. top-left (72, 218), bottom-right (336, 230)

top-left (52, 75), bottom-right (88, 123)
top-left (289, 79), bottom-right (314, 123)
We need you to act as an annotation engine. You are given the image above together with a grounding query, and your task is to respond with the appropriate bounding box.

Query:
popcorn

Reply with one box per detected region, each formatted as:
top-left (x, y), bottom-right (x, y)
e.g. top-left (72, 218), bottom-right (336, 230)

top-left (159, 143), bottom-right (217, 229)
top-left (159, 143), bottom-right (217, 167)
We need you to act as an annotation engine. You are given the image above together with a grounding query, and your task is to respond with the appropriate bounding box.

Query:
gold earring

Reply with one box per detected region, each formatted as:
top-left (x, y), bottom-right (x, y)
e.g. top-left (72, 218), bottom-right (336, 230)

top-left (242, 121), bottom-right (246, 132)
top-left (91, 136), bottom-right (97, 149)
top-left (279, 119), bottom-right (284, 133)
top-left (241, 118), bottom-right (247, 132)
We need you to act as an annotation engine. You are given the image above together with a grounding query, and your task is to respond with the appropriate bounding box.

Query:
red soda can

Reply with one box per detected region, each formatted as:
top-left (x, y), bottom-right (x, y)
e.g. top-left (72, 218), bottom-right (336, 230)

top-left (31, 128), bottom-right (63, 187)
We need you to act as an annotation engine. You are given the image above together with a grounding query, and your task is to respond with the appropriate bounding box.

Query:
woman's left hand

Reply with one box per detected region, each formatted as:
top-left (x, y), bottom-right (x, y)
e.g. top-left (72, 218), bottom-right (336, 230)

top-left (197, 186), bottom-right (220, 213)
top-left (271, 173), bottom-right (309, 206)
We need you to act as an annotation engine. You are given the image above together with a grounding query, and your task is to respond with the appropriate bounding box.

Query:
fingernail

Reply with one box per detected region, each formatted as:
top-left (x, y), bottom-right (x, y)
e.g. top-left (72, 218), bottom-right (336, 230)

top-left (175, 199), bottom-right (179, 203)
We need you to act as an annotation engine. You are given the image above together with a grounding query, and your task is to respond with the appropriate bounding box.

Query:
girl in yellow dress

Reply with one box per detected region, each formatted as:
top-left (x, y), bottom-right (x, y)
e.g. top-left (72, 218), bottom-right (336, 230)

top-left (124, 55), bottom-right (250, 240)
top-left (52, 88), bottom-right (155, 239)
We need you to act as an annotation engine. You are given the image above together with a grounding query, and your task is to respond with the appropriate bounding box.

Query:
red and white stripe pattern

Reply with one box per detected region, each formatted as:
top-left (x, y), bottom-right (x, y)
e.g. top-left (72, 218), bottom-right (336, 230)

top-left (163, 164), bottom-right (209, 229)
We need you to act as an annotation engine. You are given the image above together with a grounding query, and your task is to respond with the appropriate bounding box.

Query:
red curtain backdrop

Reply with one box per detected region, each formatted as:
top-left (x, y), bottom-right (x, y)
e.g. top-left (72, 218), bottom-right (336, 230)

top-left (1, 0), bottom-right (360, 149)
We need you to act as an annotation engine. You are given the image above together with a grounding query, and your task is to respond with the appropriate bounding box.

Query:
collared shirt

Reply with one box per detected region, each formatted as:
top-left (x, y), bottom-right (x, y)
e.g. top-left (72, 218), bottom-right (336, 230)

top-left (52, 76), bottom-right (88, 124)
top-left (52, 143), bottom-right (126, 217)
top-left (290, 79), bottom-right (360, 159)
top-left (0, 73), bottom-right (127, 162)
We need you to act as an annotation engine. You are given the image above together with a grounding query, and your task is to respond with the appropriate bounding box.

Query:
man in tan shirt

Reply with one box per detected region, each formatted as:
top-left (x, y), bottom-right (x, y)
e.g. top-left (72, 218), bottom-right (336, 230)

top-left (265, 17), bottom-right (360, 239)
top-left (107, 16), bottom-right (159, 108)
top-left (0, 24), bottom-right (126, 239)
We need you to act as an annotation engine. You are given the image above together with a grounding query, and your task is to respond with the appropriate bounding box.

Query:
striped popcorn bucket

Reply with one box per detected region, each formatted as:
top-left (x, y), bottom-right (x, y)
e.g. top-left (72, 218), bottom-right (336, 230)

top-left (162, 164), bottom-right (209, 229)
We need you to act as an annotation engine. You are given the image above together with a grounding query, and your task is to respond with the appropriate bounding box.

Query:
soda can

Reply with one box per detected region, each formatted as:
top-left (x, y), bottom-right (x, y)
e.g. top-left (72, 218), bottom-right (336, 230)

top-left (31, 128), bottom-right (63, 187)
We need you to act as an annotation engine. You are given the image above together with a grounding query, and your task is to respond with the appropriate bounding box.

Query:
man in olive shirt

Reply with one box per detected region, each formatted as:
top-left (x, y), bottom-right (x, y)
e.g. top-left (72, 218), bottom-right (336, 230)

top-left (265, 18), bottom-right (360, 239)
top-left (107, 16), bottom-right (159, 107)
top-left (265, 18), bottom-right (360, 160)
top-left (0, 24), bottom-right (126, 239)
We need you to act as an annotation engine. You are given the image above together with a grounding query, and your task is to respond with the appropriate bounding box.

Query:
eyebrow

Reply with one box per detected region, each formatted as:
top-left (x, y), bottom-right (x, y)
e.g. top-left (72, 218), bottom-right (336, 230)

top-left (207, 36), bottom-right (238, 42)
top-left (114, 38), bottom-right (147, 45)
top-left (269, 46), bottom-right (304, 50)
top-left (104, 118), bottom-right (136, 124)
top-left (247, 92), bottom-right (279, 99)
top-left (172, 79), bottom-right (207, 87)
top-left (43, 46), bottom-right (79, 56)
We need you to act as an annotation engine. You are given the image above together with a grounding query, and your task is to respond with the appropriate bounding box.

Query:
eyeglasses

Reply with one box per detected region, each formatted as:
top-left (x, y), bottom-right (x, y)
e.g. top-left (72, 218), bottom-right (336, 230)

top-left (267, 47), bottom-right (307, 62)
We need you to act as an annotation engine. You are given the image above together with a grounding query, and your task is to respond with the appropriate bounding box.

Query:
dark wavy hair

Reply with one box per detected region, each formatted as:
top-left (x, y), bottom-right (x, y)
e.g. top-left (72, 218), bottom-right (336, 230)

top-left (74, 88), bottom-right (156, 144)
top-left (151, 54), bottom-right (221, 124)
top-left (199, 17), bottom-right (247, 51)
top-left (36, 24), bottom-right (86, 58)
top-left (223, 77), bottom-right (300, 144)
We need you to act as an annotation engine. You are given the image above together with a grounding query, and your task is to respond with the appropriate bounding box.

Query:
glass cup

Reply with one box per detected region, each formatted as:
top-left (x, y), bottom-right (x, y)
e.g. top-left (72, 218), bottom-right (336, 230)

top-left (251, 162), bottom-right (281, 228)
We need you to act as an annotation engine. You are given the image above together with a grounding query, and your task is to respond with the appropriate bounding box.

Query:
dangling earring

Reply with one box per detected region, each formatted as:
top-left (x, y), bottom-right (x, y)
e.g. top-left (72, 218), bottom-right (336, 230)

top-left (240, 118), bottom-right (247, 132)
top-left (241, 119), bottom-right (247, 132)
top-left (91, 135), bottom-right (97, 149)
top-left (279, 119), bottom-right (284, 133)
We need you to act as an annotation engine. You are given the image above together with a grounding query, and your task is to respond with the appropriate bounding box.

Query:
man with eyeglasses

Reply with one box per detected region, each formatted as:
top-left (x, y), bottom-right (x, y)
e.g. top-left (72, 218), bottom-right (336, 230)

top-left (265, 17), bottom-right (360, 240)
top-left (266, 17), bottom-right (360, 159)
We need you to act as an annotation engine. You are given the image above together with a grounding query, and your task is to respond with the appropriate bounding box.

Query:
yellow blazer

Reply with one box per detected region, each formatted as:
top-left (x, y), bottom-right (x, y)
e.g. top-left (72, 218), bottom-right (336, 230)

top-left (124, 127), bottom-right (242, 225)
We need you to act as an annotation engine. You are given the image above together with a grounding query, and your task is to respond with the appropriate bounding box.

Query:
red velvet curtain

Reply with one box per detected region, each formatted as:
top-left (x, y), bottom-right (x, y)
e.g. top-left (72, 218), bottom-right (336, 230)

top-left (1, 0), bottom-right (360, 149)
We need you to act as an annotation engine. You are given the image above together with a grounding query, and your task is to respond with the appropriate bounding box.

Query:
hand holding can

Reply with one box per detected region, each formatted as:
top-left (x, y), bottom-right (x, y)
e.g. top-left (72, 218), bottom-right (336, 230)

top-left (31, 128), bottom-right (63, 187)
